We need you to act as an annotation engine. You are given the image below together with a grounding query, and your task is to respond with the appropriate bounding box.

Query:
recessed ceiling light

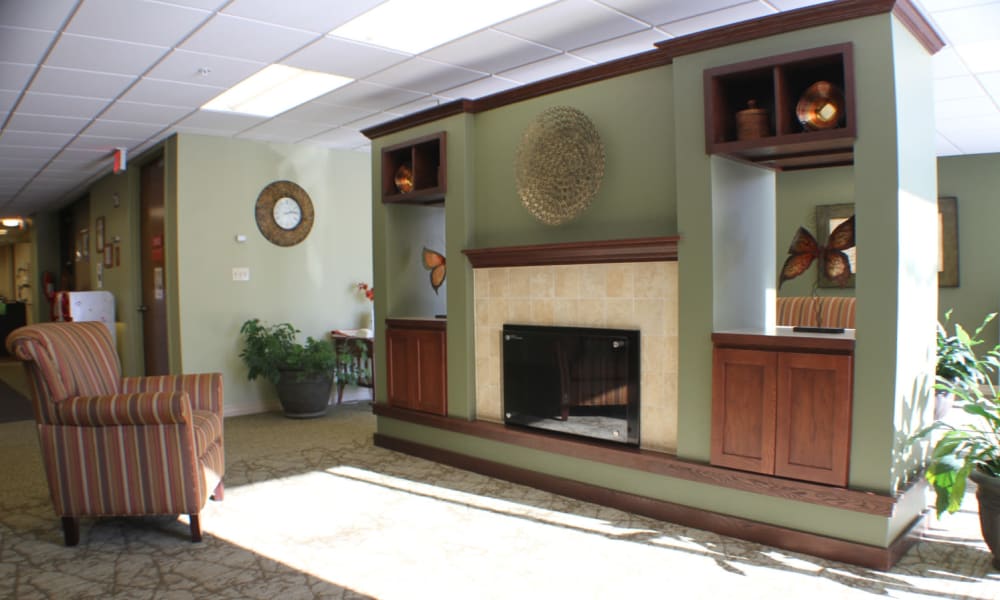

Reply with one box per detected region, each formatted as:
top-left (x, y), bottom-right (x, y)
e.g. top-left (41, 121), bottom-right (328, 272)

top-left (202, 65), bottom-right (353, 118)
top-left (331, 0), bottom-right (557, 55)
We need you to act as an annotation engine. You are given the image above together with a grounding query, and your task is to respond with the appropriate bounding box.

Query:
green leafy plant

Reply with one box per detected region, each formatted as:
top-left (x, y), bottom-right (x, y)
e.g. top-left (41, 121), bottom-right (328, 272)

top-left (917, 310), bottom-right (1000, 516)
top-left (239, 319), bottom-right (338, 385)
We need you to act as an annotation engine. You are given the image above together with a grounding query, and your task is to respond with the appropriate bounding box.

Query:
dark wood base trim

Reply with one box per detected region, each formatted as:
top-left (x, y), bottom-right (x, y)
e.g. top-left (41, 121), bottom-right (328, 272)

top-left (373, 404), bottom-right (898, 516)
top-left (374, 433), bottom-right (925, 570)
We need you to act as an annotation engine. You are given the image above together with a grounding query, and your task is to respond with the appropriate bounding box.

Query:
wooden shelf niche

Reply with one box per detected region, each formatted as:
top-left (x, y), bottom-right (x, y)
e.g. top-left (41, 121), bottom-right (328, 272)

top-left (704, 43), bottom-right (855, 170)
top-left (381, 132), bottom-right (447, 204)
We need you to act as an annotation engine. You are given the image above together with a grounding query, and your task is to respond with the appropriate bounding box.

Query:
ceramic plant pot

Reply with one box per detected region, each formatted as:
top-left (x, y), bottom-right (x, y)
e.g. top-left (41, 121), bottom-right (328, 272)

top-left (275, 370), bottom-right (333, 419)
top-left (970, 469), bottom-right (1000, 570)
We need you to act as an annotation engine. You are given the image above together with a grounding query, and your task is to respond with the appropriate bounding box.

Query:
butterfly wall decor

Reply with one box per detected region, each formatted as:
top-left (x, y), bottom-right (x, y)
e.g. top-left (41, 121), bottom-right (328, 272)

top-left (422, 247), bottom-right (446, 294)
top-left (779, 214), bottom-right (855, 288)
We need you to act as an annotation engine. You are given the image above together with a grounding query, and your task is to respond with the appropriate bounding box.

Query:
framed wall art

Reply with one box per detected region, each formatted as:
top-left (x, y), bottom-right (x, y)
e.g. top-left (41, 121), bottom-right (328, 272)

top-left (938, 196), bottom-right (959, 288)
top-left (815, 203), bottom-right (856, 288)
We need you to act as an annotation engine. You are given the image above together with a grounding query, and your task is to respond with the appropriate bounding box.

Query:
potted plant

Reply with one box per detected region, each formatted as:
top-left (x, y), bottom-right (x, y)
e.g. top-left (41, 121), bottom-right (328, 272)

top-left (918, 310), bottom-right (1000, 568)
top-left (240, 318), bottom-right (367, 418)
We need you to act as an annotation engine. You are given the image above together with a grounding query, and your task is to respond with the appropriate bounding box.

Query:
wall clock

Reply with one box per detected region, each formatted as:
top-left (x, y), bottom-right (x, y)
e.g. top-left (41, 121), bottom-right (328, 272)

top-left (254, 180), bottom-right (314, 247)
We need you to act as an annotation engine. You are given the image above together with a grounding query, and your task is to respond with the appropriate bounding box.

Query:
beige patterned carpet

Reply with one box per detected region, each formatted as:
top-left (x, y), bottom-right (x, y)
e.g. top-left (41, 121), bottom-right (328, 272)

top-left (1, 401), bottom-right (998, 599)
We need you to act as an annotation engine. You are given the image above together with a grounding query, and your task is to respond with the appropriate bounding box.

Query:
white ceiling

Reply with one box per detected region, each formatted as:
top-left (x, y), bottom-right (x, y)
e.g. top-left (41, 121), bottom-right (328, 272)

top-left (0, 0), bottom-right (997, 216)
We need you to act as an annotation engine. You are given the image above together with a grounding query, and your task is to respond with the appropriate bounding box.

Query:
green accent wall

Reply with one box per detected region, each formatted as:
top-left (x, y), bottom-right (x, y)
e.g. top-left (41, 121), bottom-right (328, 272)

top-left (172, 134), bottom-right (372, 416)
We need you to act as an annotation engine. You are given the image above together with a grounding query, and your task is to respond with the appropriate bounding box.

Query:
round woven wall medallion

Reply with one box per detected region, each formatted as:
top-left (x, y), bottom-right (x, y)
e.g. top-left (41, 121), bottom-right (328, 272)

top-left (254, 180), bottom-right (314, 247)
top-left (515, 106), bottom-right (605, 226)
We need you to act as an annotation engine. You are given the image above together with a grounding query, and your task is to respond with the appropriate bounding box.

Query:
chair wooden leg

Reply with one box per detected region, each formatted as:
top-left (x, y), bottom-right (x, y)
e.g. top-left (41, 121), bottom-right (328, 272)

top-left (189, 514), bottom-right (202, 542)
top-left (62, 516), bottom-right (79, 546)
top-left (211, 480), bottom-right (224, 501)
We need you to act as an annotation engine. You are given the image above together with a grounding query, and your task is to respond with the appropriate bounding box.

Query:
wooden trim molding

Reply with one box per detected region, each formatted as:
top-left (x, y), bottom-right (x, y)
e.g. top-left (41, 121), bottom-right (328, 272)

top-left (373, 404), bottom-right (905, 517)
top-left (462, 236), bottom-right (680, 269)
top-left (374, 432), bottom-right (928, 570)
top-left (363, 1), bottom-right (941, 140)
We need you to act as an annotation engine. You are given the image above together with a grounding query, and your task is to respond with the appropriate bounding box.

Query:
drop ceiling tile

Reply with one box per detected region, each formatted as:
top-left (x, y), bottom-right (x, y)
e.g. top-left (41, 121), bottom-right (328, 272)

top-left (6, 113), bottom-right (88, 135)
top-left (0, 0), bottom-right (77, 30)
top-left (283, 36), bottom-right (409, 79)
top-left (341, 112), bottom-right (402, 131)
top-left (932, 47), bottom-right (971, 78)
top-left (935, 96), bottom-right (998, 119)
top-left (180, 14), bottom-right (319, 63)
top-left (84, 119), bottom-right (165, 139)
top-left (17, 92), bottom-right (109, 119)
top-left (0, 26), bottom-right (57, 65)
top-left (303, 127), bottom-right (368, 148)
top-left (155, 0), bottom-right (229, 9)
top-left (121, 78), bottom-right (224, 107)
top-left (69, 135), bottom-right (143, 152)
top-left (597, 0), bottom-right (747, 26)
top-left (931, 3), bottom-right (1000, 45)
top-left (173, 110), bottom-right (267, 134)
top-left (147, 49), bottom-right (266, 87)
top-left (0, 157), bottom-right (52, 170)
top-left (0, 89), bottom-right (18, 113)
top-left (367, 58), bottom-right (485, 94)
top-left (0, 167), bottom-right (42, 176)
top-left (979, 71), bottom-right (1000, 101)
top-left (278, 101), bottom-right (372, 127)
top-left (66, 0), bottom-right (210, 46)
top-left (101, 100), bottom-right (194, 125)
top-left (30, 66), bottom-right (134, 99)
top-left (570, 28), bottom-right (668, 63)
top-left (952, 40), bottom-right (1000, 74)
top-left (659, 2), bottom-right (776, 37)
top-left (237, 117), bottom-right (330, 142)
top-left (0, 146), bottom-right (59, 160)
top-left (46, 34), bottom-right (169, 77)
top-left (495, 0), bottom-right (647, 51)
top-left (313, 81), bottom-right (425, 111)
top-left (0, 130), bottom-right (74, 148)
top-left (917, 0), bottom-right (999, 13)
top-left (934, 75), bottom-right (986, 101)
top-left (497, 53), bottom-right (592, 83)
top-left (223, 0), bottom-right (385, 34)
top-left (438, 76), bottom-right (522, 100)
top-left (423, 30), bottom-right (559, 74)
top-left (767, 0), bottom-right (834, 9)
top-left (0, 62), bottom-right (36, 92)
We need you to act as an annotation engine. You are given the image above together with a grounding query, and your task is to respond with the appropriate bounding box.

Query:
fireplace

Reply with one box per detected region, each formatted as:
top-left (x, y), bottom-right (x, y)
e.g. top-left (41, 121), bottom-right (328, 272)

top-left (502, 324), bottom-right (640, 445)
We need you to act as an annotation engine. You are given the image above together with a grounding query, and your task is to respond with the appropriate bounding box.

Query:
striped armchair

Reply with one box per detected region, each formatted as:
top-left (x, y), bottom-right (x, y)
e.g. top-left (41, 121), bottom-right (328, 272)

top-left (6, 322), bottom-right (224, 546)
top-left (776, 296), bottom-right (856, 329)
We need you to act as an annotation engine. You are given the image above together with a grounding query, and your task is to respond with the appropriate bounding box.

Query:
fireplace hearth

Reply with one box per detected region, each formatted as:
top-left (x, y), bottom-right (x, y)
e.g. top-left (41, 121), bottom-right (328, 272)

top-left (502, 323), bottom-right (640, 445)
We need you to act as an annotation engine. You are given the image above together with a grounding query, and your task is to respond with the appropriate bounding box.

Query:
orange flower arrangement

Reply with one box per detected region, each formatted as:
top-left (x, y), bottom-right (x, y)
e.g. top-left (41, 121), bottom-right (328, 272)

top-left (357, 282), bottom-right (374, 302)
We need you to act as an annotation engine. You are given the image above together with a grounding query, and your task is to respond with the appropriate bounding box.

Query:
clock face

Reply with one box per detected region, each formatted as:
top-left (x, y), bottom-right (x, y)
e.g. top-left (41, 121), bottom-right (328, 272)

top-left (273, 197), bottom-right (302, 230)
top-left (254, 181), bottom-right (314, 246)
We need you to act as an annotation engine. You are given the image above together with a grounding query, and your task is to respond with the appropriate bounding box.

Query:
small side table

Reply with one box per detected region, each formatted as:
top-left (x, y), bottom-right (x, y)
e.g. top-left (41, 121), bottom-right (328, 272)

top-left (330, 331), bottom-right (374, 404)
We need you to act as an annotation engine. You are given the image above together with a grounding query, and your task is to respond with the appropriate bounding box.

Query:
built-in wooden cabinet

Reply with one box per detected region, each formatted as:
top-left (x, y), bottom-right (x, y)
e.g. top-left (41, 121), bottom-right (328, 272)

top-left (711, 331), bottom-right (853, 487)
top-left (385, 318), bottom-right (447, 415)
top-left (704, 43), bottom-right (855, 170)
top-left (381, 132), bottom-right (446, 204)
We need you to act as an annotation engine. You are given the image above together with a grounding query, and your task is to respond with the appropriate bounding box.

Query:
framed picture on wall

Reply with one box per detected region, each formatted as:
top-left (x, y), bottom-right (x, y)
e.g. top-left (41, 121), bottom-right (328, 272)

top-left (95, 217), bottom-right (105, 251)
top-left (816, 203), bottom-right (856, 288)
top-left (103, 243), bottom-right (113, 268)
top-left (938, 196), bottom-right (959, 287)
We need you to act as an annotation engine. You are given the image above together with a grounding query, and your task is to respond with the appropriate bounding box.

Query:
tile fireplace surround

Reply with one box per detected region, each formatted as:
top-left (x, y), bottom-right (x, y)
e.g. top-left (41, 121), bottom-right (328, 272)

top-left (472, 258), bottom-right (679, 453)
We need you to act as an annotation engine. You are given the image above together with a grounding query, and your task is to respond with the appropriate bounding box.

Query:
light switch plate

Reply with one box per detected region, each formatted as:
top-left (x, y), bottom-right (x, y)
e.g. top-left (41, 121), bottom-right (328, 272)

top-left (232, 267), bottom-right (250, 281)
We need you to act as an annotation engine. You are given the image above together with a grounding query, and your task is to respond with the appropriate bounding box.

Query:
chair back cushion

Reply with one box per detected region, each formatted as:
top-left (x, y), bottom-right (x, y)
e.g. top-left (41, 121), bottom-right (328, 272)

top-left (6, 322), bottom-right (121, 422)
top-left (776, 296), bottom-right (856, 329)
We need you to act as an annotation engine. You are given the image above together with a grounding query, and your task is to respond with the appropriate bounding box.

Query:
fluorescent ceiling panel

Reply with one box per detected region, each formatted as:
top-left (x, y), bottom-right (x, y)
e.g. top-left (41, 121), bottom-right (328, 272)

top-left (331, 0), bottom-right (557, 55)
top-left (202, 64), bottom-right (353, 117)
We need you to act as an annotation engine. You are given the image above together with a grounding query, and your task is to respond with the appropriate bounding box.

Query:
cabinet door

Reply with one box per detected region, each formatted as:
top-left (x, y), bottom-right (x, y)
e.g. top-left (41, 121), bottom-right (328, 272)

top-left (774, 352), bottom-right (852, 486)
top-left (711, 347), bottom-right (777, 474)
top-left (385, 326), bottom-right (447, 415)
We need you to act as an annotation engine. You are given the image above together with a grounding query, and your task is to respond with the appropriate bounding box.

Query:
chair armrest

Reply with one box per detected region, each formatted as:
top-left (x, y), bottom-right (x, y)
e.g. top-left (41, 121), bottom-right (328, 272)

top-left (121, 373), bottom-right (223, 416)
top-left (56, 392), bottom-right (192, 426)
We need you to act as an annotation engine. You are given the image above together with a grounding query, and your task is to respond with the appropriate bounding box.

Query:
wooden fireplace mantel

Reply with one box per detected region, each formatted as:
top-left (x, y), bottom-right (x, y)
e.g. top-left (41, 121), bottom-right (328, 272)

top-left (462, 236), bottom-right (680, 268)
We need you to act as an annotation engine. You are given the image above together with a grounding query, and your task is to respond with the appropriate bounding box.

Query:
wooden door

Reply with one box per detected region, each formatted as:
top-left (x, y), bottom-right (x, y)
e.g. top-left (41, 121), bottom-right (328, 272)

top-left (140, 158), bottom-right (169, 375)
top-left (774, 352), bottom-right (852, 486)
top-left (710, 347), bottom-right (777, 474)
